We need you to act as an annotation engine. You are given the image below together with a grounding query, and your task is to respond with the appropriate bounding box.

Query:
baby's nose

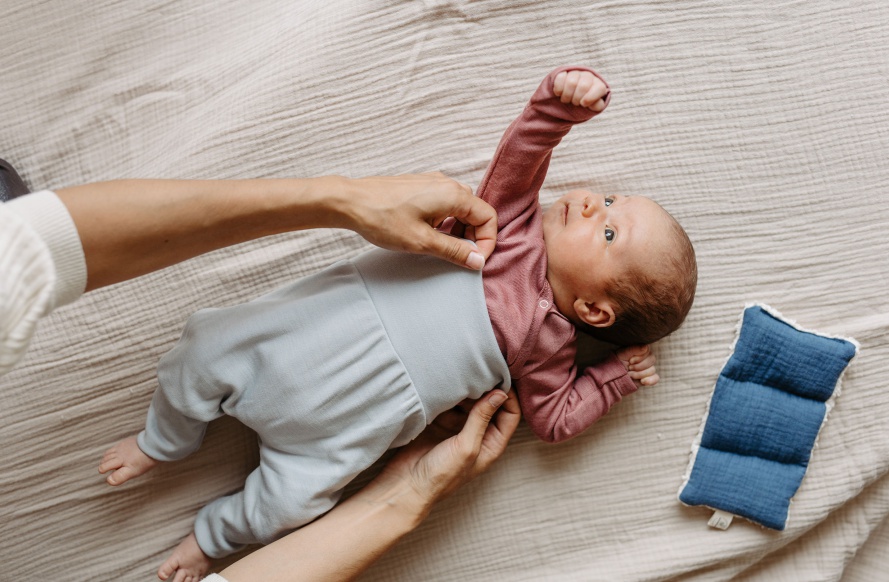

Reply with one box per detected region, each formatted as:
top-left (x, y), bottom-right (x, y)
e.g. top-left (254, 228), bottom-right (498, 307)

top-left (581, 196), bottom-right (600, 218)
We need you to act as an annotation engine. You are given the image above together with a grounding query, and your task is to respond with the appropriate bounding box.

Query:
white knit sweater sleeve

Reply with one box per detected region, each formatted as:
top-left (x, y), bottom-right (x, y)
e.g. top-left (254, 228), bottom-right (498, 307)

top-left (1, 190), bottom-right (87, 376)
top-left (202, 575), bottom-right (228, 582)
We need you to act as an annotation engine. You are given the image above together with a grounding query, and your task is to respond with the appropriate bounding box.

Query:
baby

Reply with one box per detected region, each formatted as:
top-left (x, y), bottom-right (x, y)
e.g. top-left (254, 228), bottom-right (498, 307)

top-left (99, 66), bottom-right (697, 580)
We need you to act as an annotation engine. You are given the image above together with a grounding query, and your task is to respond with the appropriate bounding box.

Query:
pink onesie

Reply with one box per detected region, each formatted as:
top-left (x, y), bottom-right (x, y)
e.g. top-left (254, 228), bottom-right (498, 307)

top-left (469, 66), bottom-right (636, 443)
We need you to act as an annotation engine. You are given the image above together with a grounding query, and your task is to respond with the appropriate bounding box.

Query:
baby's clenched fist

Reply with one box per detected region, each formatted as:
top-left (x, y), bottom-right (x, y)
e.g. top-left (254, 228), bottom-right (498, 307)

top-left (553, 70), bottom-right (608, 112)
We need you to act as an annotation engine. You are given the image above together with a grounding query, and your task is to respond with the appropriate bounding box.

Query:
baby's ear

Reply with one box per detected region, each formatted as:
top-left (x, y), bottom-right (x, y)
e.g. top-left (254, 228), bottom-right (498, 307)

top-left (574, 298), bottom-right (616, 328)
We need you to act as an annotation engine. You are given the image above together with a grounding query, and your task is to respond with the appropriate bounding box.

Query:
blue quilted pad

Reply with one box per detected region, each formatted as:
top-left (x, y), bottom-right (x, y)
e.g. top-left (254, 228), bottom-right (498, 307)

top-left (679, 304), bottom-right (858, 530)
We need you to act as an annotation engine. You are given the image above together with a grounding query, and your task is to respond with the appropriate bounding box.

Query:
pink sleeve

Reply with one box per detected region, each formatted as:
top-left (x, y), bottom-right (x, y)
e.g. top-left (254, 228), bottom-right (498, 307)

top-left (517, 351), bottom-right (637, 444)
top-left (476, 66), bottom-right (611, 229)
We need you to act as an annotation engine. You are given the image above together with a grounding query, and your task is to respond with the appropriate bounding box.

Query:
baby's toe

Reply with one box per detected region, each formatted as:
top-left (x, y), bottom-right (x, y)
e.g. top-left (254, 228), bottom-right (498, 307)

top-left (106, 466), bottom-right (135, 486)
top-left (158, 560), bottom-right (176, 581)
top-left (98, 455), bottom-right (122, 474)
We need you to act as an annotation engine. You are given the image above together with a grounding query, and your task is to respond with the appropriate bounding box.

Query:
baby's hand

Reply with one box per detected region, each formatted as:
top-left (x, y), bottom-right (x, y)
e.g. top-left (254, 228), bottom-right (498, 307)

top-left (616, 345), bottom-right (659, 388)
top-left (553, 70), bottom-right (608, 112)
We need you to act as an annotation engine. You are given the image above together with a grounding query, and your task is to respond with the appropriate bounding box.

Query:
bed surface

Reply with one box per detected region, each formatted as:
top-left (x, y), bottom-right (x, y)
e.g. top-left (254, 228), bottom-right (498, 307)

top-left (2, 1), bottom-right (887, 580)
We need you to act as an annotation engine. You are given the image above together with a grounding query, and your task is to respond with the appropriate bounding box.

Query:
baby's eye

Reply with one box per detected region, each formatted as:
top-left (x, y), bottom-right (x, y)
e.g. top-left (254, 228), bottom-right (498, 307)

top-left (605, 227), bottom-right (615, 244)
top-left (604, 197), bottom-right (614, 207)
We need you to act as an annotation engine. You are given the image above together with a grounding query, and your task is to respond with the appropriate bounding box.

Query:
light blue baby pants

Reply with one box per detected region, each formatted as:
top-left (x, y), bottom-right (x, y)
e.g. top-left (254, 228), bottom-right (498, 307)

top-left (138, 248), bottom-right (510, 557)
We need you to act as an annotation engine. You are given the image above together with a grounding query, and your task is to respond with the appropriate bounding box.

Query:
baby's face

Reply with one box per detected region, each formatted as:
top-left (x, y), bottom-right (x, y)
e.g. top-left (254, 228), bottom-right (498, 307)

top-left (542, 190), bottom-right (674, 324)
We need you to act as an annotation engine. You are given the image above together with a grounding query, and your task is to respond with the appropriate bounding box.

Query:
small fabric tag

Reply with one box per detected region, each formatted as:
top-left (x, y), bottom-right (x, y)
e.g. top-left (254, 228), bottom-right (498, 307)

top-left (708, 509), bottom-right (734, 530)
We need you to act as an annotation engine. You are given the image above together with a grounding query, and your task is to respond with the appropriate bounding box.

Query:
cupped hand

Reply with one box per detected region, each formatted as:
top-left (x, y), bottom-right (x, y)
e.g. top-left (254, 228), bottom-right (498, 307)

top-left (377, 389), bottom-right (521, 512)
top-left (344, 172), bottom-right (497, 270)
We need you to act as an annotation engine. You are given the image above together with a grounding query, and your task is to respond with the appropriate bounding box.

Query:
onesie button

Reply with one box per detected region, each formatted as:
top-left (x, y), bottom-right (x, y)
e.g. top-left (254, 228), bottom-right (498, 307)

top-left (538, 299), bottom-right (550, 309)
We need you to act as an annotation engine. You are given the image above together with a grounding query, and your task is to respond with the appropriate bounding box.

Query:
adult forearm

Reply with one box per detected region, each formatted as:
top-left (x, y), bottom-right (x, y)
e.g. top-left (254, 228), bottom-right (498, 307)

top-left (219, 475), bottom-right (428, 582)
top-left (57, 172), bottom-right (495, 291)
top-left (57, 177), bottom-right (350, 291)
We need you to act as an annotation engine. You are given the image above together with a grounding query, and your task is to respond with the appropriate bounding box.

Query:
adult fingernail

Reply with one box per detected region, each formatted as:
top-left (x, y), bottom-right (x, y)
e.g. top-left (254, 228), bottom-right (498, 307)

top-left (489, 392), bottom-right (507, 407)
top-left (465, 251), bottom-right (485, 270)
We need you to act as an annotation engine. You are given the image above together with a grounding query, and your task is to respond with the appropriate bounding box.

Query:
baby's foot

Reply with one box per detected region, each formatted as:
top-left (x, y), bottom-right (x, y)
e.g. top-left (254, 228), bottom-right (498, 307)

top-left (158, 532), bottom-right (212, 582)
top-left (98, 435), bottom-right (158, 486)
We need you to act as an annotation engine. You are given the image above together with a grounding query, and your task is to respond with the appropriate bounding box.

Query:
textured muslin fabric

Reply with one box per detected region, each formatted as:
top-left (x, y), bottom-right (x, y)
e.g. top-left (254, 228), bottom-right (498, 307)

top-left (140, 248), bottom-right (508, 557)
top-left (679, 305), bottom-right (859, 530)
top-left (2, 1), bottom-right (888, 580)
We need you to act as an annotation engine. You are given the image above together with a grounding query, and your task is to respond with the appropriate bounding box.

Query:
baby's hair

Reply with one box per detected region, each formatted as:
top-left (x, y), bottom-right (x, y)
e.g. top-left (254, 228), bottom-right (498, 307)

top-left (591, 211), bottom-right (697, 346)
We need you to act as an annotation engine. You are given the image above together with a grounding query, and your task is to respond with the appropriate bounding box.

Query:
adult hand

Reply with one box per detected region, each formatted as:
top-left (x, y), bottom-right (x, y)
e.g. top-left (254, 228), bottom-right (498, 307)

top-left (377, 389), bottom-right (521, 515)
top-left (341, 172), bottom-right (497, 270)
top-left (52, 173), bottom-right (493, 291)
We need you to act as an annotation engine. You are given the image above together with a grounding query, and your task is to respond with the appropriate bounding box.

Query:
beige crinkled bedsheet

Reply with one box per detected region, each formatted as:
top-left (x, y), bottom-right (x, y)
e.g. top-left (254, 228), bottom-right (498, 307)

top-left (1, 1), bottom-right (887, 580)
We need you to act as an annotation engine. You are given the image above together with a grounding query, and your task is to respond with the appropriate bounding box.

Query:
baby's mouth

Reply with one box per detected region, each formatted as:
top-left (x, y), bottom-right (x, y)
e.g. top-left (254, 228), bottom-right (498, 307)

top-left (563, 202), bottom-right (569, 225)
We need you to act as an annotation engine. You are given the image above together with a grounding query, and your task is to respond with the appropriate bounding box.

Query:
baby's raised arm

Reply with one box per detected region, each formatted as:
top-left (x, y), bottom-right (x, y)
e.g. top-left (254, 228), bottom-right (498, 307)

top-left (474, 66), bottom-right (610, 230)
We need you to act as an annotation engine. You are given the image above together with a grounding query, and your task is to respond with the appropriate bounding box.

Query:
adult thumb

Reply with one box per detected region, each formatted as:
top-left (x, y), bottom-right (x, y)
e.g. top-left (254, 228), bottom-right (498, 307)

top-left (457, 391), bottom-right (508, 452)
top-left (424, 232), bottom-right (486, 270)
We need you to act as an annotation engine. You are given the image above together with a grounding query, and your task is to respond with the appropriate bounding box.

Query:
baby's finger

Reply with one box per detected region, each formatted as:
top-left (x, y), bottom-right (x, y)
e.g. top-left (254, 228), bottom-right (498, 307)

top-left (571, 73), bottom-right (595, 106)
top-left (626, 352), bottom-right (651, 370)
top-left (579, 78), bottom-right (609, 108)
top-left (560, 71), bottom-right (580, 104)
top-left (553, 71), bottom-right (567, 96)
top-left (629, 366), bottom-right (653, 380)
top-left (632, 354), bottom-right (657, 372)
top-left (589, 99), bottom-right (607, 113)
top-left (640, 373), bottom-right (660, 387)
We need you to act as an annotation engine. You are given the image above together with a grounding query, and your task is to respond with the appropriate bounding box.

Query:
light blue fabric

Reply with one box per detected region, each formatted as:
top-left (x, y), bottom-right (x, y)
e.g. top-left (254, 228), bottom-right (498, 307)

top-left (679, 305), bottom-right (857, 530)
top-left (139, 248), bottom-right (510, 557)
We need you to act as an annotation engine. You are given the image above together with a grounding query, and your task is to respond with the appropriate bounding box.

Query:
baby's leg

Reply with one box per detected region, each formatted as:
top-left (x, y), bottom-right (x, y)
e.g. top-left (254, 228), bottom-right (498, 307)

top-left (99, 383), bottom-right (213, 486)
top-left (158, 532), bottom-right (211, 582)
top-left (192, 445), bottom-right (353, 559)
top-left (98, 436), bottom-right (158, 486)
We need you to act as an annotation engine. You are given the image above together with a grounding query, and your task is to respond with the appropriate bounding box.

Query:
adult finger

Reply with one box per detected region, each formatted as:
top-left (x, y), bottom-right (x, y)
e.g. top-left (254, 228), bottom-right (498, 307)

top-left (453, 390), bottom-right (509, 459)
top-left (472, 391), bottom-right (520, 475)
top-left (418, 230), bottom-right (487, 270)
top-left (450, 194), bottom-right (497, 260)
top-left (427, 197), bottom-right (497, 270)
top-left (431, 406), bottom-right (470, 434)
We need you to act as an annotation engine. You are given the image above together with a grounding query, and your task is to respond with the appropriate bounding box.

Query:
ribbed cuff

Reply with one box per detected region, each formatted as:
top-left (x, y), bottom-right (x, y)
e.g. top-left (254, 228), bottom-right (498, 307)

top-left (7, 190), bottom-right (88, 309)
top-left (594, 353), bottom-right (639, 396)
